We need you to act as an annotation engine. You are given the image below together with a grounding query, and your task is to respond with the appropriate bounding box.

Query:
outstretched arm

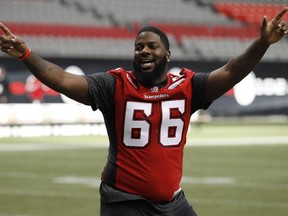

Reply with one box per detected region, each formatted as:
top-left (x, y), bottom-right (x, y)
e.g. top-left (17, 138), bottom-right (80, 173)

top-left (0, 23), bottom-right (92, 105)
top-left (205, 7), bottom-right (288, 102)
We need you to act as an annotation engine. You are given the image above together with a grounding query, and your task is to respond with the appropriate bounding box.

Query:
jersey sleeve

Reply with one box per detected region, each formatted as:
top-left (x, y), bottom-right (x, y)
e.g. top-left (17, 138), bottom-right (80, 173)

top-left (191, 72), bottom-right (212, 114)
top-left (84, 72), bottom-right (115, 113)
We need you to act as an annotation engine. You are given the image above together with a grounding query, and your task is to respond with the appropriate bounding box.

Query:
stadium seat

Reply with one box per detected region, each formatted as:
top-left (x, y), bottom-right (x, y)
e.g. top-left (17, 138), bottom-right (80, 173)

top-left (1, 0), bottom-right (288, 61)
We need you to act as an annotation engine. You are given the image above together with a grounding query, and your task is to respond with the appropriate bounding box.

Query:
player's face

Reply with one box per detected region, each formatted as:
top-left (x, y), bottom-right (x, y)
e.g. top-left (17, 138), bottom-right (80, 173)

top-left (133, 31), bottom-right (170, 87)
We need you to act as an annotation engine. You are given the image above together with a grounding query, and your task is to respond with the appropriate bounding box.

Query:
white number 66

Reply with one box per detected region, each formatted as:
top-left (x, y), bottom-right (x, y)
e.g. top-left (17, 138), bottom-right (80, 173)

top-left (123, 100), bottom-right (185, 147)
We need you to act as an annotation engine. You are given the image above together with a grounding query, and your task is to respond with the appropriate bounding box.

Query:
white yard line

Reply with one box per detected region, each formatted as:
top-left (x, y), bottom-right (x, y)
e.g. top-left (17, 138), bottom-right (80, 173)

top-left (53, 176), bottom-right (236, 188)
top-left (0, 136), bottom-right (288, 152)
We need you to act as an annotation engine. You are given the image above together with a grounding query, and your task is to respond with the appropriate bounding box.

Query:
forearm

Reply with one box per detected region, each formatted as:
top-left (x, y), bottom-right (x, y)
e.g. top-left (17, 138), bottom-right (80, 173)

top-left (22, 51), bottom-right (91, 104)
top-left (23, 51), bottom-right (67, 93)
top-left (206, 38), bottom-right (271, 101)
top-left (224, 37), bottom-right (270, 82)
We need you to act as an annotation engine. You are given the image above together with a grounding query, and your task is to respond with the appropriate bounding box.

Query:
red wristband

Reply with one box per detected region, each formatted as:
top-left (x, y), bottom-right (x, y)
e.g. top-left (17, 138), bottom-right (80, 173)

top-left (18, 48), bottom-right (31, 61)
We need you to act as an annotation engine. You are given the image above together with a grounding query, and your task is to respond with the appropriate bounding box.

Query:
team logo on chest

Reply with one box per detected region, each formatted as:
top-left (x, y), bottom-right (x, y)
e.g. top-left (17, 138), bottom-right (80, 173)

top-left (150, 86), bottom-right (159, 93)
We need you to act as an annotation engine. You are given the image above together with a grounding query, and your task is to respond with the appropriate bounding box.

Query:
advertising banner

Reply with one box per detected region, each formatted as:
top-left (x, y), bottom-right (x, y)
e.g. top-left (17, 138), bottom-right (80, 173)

top-left (0, 58), bottom-right (287, 117)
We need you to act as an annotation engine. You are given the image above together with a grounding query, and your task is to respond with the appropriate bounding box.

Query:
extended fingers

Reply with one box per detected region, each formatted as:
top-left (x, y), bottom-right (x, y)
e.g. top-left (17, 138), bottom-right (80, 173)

top-left (270, 7), bottom-right (288, 36)
top-left (0, 24), bottom-right (26, 57)
top-left (0, 23), bottom-right (14, 38)
top-left (273, 7), bottom-right (288, 23)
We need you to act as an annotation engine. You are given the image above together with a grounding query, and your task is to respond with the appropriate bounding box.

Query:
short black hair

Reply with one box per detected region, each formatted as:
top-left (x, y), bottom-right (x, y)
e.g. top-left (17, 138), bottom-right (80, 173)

top-left (137, 26), bottom-right (170, 50)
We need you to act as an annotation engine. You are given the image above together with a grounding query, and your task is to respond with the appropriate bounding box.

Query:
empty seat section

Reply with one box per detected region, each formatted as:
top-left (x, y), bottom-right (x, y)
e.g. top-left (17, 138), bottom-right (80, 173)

top-left (1, 0), bottom-right (287, 61)
top-left (215, 2), bottom-right (288, 25)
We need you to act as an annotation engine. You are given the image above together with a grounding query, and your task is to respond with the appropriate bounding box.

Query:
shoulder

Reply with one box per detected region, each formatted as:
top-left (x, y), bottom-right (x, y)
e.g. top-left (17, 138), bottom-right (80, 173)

top-left (84, 72), bottom-right (116, 111)
top-left (178, 68), bottom-right (196, 78)
top-left (108, 68), bottom-right (128, 75)
top-left (86, 71), bottom-right (114, 80)
top-left (166, 68), bottom-right (195, 88)
top-left (85, 71), bottom-right (115, 87)
top-left (192, 72), bottom-right (210, 82)
top-left (108, 68), bottom-right (133, 80)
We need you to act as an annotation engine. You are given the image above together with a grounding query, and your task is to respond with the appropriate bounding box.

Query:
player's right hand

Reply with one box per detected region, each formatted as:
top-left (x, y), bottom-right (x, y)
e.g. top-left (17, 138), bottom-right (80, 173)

top-left (0, 23), bottom-right (28, 59)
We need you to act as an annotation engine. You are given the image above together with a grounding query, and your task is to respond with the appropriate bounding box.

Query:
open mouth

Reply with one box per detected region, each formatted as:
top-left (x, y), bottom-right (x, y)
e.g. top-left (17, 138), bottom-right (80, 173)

top-left (140, 58), bottom-right (154, 68)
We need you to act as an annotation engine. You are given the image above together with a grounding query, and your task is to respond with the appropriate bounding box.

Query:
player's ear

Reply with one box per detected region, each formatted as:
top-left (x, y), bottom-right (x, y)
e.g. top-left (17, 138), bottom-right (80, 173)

top-left (166, 50), bottom-right (171, 62)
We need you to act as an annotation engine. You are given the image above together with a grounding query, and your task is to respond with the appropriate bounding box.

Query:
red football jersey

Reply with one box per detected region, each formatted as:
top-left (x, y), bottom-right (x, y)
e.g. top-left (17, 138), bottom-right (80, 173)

top-left (106, 68), bottom-right (195, 202)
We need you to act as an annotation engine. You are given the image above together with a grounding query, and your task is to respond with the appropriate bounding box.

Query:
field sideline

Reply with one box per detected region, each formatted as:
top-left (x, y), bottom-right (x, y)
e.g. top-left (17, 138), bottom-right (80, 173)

top-left (0, 122), bottom-right (287, 216)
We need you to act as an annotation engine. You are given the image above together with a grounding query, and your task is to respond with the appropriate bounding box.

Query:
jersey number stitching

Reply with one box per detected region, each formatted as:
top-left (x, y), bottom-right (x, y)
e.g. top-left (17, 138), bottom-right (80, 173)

top-left (123, 100), bottom-right (185, 147)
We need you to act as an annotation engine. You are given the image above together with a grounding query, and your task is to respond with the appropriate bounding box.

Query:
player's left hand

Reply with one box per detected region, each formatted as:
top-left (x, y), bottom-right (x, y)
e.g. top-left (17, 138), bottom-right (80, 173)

top-left (260, 7), bottom-right (288, 44)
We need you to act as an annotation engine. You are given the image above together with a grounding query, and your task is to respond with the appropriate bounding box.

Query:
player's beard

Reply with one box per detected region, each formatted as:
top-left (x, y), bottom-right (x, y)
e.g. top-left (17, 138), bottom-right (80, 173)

top-left (133, 56), bottom-right (167, 88)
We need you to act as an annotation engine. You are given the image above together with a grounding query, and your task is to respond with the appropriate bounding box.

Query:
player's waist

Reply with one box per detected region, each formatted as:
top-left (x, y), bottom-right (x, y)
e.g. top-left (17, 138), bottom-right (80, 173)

top-left (100, 180), bottom-right (181, 204)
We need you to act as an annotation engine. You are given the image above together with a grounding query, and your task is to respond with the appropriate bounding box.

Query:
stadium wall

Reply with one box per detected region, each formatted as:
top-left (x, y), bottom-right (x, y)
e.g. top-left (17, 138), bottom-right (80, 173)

top-left (1, 57), bottom-right (288, 117)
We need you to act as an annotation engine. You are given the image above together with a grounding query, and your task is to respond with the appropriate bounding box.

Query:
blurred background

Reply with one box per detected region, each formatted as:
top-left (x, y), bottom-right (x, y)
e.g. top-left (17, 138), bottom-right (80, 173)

top-left (0, 0), bottom-right (288, 137)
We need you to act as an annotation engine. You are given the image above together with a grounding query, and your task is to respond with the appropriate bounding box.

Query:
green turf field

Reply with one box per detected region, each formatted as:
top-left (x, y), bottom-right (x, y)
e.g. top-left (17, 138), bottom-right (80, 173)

top-left (0, 122), bottom-right (287, 216)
